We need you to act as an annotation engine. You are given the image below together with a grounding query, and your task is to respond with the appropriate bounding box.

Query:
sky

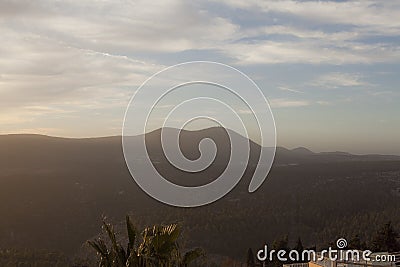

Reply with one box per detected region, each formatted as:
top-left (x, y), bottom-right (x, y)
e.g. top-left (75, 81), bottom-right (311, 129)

top-left (0, 0), bottom-right (399, 154)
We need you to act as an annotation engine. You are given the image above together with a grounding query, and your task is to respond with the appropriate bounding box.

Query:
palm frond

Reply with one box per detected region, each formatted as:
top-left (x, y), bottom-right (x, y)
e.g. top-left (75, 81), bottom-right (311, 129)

top-left (182, 248), bottom-right (205, 265)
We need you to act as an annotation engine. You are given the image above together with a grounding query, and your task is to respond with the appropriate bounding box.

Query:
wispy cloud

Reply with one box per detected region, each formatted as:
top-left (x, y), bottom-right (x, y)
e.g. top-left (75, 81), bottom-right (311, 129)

top-left (311, 73), bottom-right (369, 89)
top-left (214, 0), bottom-right (400, 65)
top-left (215, 0), bottom-right (400, 31)
top-left (278, 86), bottom-right (304, 94)
top-left (0, 27), bottom-right (162, 112)
top-left (316, 101), bottom-right (331, 106)
top-left (0, 0), bottom-right (399, 141)
top-left (270, 98), bottom-right (310, 108)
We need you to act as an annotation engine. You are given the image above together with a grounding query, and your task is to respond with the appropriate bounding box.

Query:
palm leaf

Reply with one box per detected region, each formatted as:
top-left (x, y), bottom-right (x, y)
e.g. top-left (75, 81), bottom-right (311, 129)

top-left (87, 239), bottom-right (108, 257)
top-left (183, 248), bottom-right (205, 265)
top-left (126, 215), bottom-right (137, 253)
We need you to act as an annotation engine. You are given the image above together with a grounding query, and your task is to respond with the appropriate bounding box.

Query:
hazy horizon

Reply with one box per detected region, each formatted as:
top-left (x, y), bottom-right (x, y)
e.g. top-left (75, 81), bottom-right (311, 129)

top-left (2, 126), bottom-right (400, 156)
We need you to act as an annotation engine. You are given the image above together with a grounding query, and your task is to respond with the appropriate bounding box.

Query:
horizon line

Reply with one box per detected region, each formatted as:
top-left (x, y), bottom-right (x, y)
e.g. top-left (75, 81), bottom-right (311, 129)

top-left (1, 128), bottom-right (400, 157)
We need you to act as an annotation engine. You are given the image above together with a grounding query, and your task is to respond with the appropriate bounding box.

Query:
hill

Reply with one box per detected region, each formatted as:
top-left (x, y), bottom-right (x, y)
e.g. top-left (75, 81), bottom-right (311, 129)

top-left (0, 128), bottom-right (399, 259)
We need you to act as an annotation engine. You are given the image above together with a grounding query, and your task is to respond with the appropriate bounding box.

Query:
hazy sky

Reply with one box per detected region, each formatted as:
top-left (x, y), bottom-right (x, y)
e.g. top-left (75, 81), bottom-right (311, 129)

top-left (0, 0), bottom-right (399, 154)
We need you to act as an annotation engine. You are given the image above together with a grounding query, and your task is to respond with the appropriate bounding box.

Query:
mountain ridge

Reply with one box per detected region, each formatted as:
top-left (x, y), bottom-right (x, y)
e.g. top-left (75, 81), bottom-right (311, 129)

top-left (1, 127), bottom-right (399, 158)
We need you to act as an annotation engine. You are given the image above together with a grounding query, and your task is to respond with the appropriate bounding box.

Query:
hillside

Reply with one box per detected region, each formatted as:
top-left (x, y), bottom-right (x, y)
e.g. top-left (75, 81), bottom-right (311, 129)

top-left (0, 128), bottom-right (399, 259)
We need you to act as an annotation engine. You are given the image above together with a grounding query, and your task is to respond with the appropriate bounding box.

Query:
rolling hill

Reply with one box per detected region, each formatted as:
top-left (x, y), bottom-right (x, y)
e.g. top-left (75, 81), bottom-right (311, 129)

top-left (0, 128), bottom-right (399, 260)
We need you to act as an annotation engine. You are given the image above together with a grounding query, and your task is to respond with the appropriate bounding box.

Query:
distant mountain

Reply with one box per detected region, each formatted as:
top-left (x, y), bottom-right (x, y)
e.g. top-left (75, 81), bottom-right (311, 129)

top-left (1, 128), bottom-right (398, 169)
top-left (128, 127), bottom-right (400, 165)
top-left (291, 147), bottom-right (314, 155)
top-left (0, 128), bottom-right (399, 260)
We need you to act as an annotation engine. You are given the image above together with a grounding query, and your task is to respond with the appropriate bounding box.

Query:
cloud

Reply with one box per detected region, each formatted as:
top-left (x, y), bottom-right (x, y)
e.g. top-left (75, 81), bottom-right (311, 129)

top-left (0, 25), bottom-right (165, 134)
top-left (2, 0), bottom-right (239, 54)
top-left (0, 0), bottom-right (399, 138)
top-left (278, 86), bottom-right (303, 94)
top-left (0, 0), bottom-right (240, 134)
top-left (2, 0), bottom-right (399, 66)
top-left (216, 0), bottom-right (400, 31)
top-left (316, 101), bottom-right (331, 106)
top-left (1, 0), bottom-right (399, 69)
top-left (224, 35), bottom-right (400, 65)
top-left (270, 98), bottom-right (310, 108)
top-left (237, 109), bottom-right (253, 114)
top-left (0, 27), bottom-right (163, 109)
top-left (213, 0), bottom-right (400, 65)
top-left (311, 72), bottom-right (368, 89)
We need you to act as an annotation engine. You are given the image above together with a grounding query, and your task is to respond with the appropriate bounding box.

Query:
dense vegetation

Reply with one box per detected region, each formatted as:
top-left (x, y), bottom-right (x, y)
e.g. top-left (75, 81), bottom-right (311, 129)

top-left (0, 132), bottom-right (399, 264)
